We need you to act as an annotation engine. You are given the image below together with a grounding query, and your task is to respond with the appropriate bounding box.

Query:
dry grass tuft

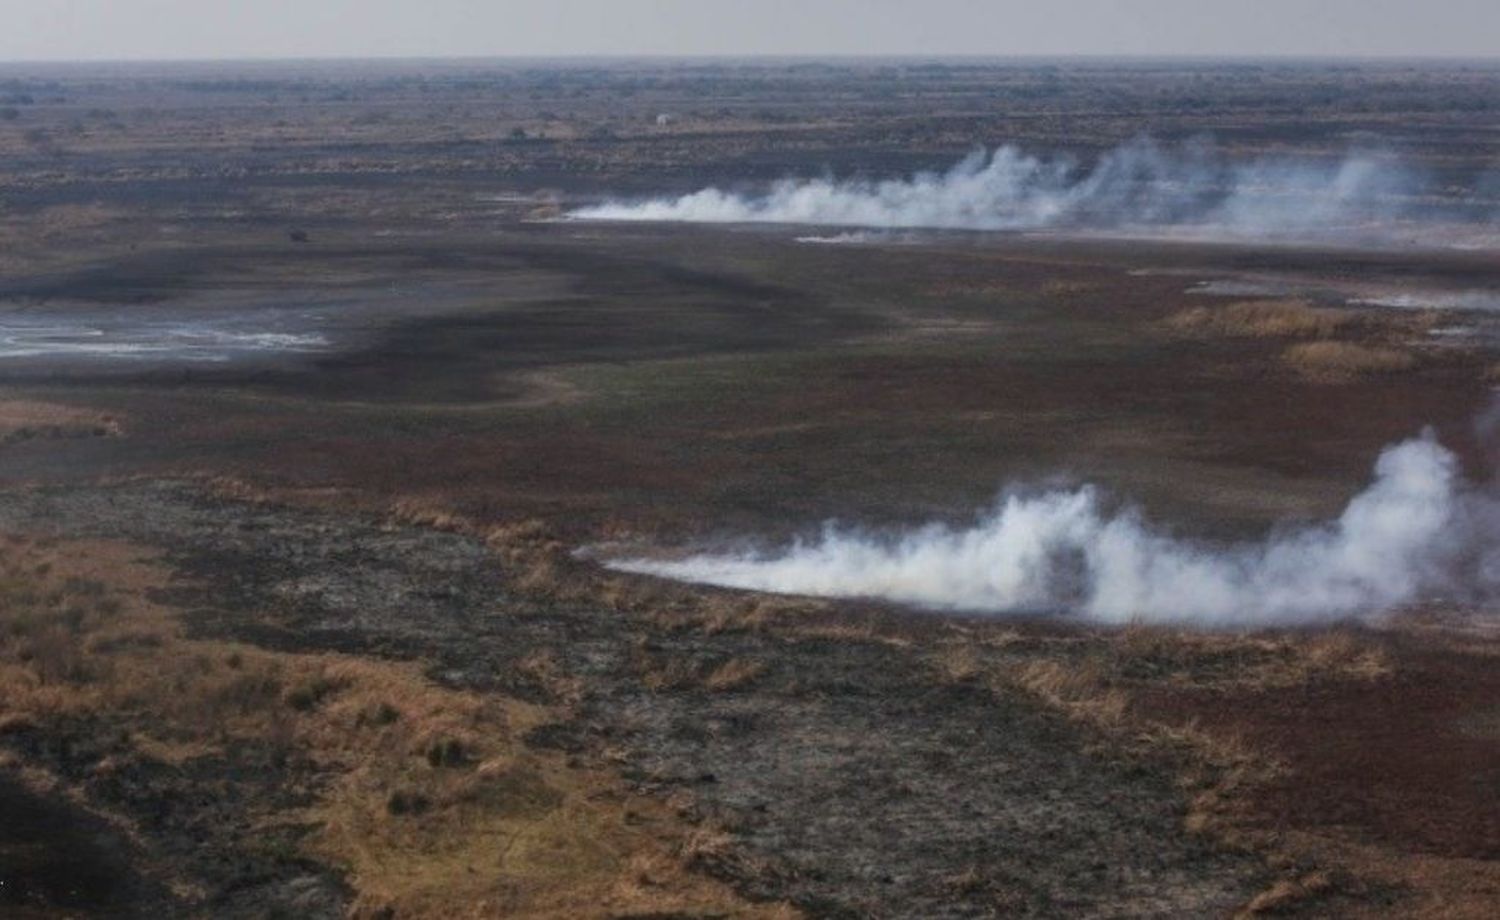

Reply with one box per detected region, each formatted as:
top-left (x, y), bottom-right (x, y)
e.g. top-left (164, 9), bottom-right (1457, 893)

top-left (1281, 341), bottom-right (1416, 380)
top-left (1112, 624), bottom-right (1391, 690)
top-left (633, 647), bottom-right (766, 694)
top-left (390, 503), bottom-right (471, 533)
top-left (701, 657), bottom-right (767, 692)
top-left (514, 649), bottom-right (584, 704)
top-left (929, 643), bottom-right (983, 684)
top-left (1165, 300), bottom-right (1355, 339)
top-left (1239, 870), bottom-right (1335, 916)
top-left (677, 827), bottom-right (786, 894)
top-left (1010, 657), bottom-right (1129, 729)
top-left (633, 645), bottom-right (698, 693)
top-left (1297, 631), bottom-right (1391, 682)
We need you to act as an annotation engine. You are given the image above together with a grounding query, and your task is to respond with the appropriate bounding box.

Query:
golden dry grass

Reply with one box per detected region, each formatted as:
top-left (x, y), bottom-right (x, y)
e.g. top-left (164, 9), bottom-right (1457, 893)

top-left (701, 657), bottom-right (767, 692)
top-left (1270, 832), bottom-right (1500, 920)
top-left (1281, 341), bottom-right (1416, 380)
top-left (632, 646), bottom-right (766, 694)
top-left (1238, 870), bottom-right (1335, 915)
top-left (928, 643), bottom-right (983, 684)
top-left (1165, 300), bottom-right (1356, 339)
top-left (0, 536), bottom-right (792, 919)
top-left (1009, 657), bottom-right (1131, 729)
top-left (1114, 624), bottom-right (1392, 690)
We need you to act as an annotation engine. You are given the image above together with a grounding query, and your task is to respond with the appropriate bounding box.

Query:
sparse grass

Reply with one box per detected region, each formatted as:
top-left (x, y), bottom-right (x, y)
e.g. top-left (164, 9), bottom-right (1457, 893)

top-left (999, 645), bottom-right (1296, 903)
top-left (1165, 300), bottom-right (1356, 339)
top-left (389, 496), bottom-right (817, 643)
top-left (284, 672), bottom-right (350, 712)
top-left (1295, 630), bottom-right (1392, 682)
top-left (514, 649), bottom-right (584, 704)
top-left (701, 657), bottom-right (767, 692)
top-left (1113, 624), bottom-right (1392, 689)
top-left (1010, 657), bottom-right (1130, 729)
top-left (1239, 870), bottom-right (1335, 915)
top-left (0, 399), bottom-right (123, 444)
top-left (1282, 341), bottom-right (1416, 380)
top-left (633, 648), bottom-right (767, 694)
top-left (1165, 300), bottom-right (1443, 383)
top-left (633, 647), bottom-right (701, 693)
top-left (939, 622), bottom-right (1406, 915)
top-left (929, 643), bottom-right (983, 683)
top-left (0, 536), bottom-right (791, 919)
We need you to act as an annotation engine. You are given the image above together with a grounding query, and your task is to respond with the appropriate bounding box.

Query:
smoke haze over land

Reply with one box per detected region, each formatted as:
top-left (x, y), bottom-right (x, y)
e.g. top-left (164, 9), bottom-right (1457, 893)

top-left (575, 138), bottom-right (1499, 248)
top-left (608, 429), bottom-right (1500, 626)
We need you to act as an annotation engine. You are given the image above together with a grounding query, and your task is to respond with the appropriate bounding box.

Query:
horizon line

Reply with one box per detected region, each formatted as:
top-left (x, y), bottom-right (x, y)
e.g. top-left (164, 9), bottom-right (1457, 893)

top-left (3, 51), bottom-right (1500, 68)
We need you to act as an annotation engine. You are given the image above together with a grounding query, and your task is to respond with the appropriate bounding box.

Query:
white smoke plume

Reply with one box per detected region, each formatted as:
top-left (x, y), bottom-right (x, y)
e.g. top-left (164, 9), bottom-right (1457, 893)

top-left (573, 137), bottom-right (1485, 246)
top-left (607, 430), bottom-right (1500, 626)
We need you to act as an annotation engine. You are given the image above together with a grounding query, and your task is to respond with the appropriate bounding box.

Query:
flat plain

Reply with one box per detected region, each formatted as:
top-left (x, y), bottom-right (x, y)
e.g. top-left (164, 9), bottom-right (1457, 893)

top-left (0, 59), bottom-right (1498, 918)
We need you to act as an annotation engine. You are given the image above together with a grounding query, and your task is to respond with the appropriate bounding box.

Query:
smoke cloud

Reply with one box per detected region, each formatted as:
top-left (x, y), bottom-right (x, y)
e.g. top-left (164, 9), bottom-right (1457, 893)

top-left (573, 138), bottom-right (1491, 247)
top-left (607, 430), bottom-right (1500, 626)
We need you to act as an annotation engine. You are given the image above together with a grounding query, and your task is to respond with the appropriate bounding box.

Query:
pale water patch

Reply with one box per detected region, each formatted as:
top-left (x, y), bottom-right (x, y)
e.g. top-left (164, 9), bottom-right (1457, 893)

top-left (1188, 279), bottom-right (1300, 298)
top-left (0, 317), bottom-right (330, 362)
top-left (1351, 291), bottom-right (1500, 313)
top-left (794, 231), bottom-right (884, 245)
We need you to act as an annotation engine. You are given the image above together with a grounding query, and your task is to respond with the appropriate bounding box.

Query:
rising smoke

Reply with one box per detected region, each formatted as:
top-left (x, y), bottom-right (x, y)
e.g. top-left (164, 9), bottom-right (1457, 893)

top-left (607, 429), bottom-right (1500, 626)
top-left (573, 137), bottom-right (1489, 246)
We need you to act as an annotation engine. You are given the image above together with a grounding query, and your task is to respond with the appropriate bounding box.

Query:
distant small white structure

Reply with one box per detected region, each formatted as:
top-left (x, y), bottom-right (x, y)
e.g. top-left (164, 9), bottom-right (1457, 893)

top-left (655, 113), bottom-right (675, 127)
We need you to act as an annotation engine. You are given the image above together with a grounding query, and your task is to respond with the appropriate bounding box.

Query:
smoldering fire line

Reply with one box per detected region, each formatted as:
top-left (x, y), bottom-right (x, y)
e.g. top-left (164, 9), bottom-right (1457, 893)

top-left (573, 137), bottom-right (1500, 248)
top-left (603, 428), bottom-right (1500, 627)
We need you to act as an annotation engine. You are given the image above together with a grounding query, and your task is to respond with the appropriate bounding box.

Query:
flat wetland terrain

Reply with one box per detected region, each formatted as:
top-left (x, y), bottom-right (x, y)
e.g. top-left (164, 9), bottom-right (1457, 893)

top-left (1, 60), bottom-right (1498, 917)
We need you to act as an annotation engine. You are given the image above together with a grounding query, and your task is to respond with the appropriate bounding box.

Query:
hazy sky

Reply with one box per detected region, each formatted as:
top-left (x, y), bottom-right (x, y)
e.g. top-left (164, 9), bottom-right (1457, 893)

top-left (2, 0), bottom-right (1498, 62)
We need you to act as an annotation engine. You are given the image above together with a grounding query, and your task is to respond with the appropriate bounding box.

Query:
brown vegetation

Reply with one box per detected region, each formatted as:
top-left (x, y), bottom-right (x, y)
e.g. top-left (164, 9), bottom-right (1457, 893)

top-left (1282, 341), bottom-right (1417, 381)
top-left (0, 400), bottom-right (122, 445)
top-left (912, 623), bottom-right (1477, 916)
top-left (700, 657), bottom-right (767, 692)
top-left (0, 537), bottom-right (790, 919)
top-left (1163, 299), bottom-right (1449, 383)
top-left (1165, 300), bottom-right (1357, 339)
top-left (1, 58), bottom-right (1497, 918)
top-left (633, 645), bottom-right (767, 694)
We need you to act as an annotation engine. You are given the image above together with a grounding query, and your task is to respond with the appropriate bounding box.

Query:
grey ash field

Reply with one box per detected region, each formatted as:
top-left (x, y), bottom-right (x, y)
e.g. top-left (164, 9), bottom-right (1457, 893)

top-left (1, 59), bottom-right (1499, 918)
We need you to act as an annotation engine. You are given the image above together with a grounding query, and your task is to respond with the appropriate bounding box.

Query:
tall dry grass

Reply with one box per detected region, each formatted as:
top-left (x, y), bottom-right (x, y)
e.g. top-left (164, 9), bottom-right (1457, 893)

top-left (0, 536), bottom-right (791, 919)
top-left (1282, 341), bottom-right (1415, 380)
top-left (1164, 300), bottom-right (1356, 339)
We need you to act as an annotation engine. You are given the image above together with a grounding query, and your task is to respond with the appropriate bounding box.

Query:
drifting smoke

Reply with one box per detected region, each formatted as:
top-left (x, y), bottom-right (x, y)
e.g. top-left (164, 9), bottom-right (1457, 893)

top-left (573, 137), bottom-right (1492, 246)
top-left (607, 430), bottom-right (1500, 626)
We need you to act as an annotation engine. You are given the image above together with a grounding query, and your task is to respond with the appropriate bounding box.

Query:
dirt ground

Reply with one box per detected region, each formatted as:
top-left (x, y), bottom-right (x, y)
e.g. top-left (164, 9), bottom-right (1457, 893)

top-left (1, 60), bottom-right (1498, 918)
